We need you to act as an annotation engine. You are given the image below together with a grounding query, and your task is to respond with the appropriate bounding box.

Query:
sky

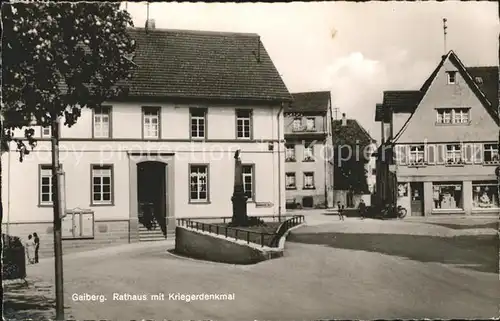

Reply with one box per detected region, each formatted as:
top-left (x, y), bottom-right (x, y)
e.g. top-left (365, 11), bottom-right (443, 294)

top-left (123, 1), bottom-right (498, 142)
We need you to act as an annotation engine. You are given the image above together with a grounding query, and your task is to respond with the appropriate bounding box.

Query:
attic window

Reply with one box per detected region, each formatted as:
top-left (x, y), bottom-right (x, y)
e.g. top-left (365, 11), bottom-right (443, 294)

top-left (447, 71), bottom-right (456, 84)
top-left (475, 76), bottom-right (483, 85)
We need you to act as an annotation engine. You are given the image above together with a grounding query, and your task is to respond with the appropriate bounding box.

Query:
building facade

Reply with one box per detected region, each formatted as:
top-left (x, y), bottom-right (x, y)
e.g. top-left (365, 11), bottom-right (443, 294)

top-left (375, 50), bottom-right (499, 216)
top-left (284, 91), bottom-right (334, 209)
top-left (366, 142), bottom-right (378, 195)
top-left (331, 114), bottom-right (375, 207)
top-left (1, 26), bottom-right (292, 255)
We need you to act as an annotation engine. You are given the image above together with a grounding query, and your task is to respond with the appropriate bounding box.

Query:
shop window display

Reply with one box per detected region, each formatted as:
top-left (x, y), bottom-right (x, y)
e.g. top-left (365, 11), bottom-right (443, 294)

top-left (472, 181), bottom-right (499, 209)
top-left (433, 183), bottom-right (463, 209)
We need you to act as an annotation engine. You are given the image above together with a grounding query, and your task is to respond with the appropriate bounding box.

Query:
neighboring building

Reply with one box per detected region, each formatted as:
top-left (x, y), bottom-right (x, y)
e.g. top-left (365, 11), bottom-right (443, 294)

top-left (331, 113), bottom-right (376, 207)
top-left (366, 142), bottom-right (378, 195)
top-left (374, 50), bottom-right (499, 216)
top-left (284, 91), bottom-right (334, 209)
top-left (1, 25), bottom-right (292, 255)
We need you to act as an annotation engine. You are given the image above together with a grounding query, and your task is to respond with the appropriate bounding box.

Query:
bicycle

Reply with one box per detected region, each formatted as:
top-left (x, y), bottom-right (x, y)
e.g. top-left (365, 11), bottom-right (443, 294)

top-left (381, 204), bottom-right (408, 219)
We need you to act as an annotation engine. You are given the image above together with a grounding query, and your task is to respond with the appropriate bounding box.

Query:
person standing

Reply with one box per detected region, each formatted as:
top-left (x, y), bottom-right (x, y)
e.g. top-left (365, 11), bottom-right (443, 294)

top-left (25, 234), bottom-right (34, 264)
top-left (33, 232), bottom-right (40, 263)
top-left (358, 199), bottom-right (366, 220)
top-left (336, 201), bottom-right (343, 221)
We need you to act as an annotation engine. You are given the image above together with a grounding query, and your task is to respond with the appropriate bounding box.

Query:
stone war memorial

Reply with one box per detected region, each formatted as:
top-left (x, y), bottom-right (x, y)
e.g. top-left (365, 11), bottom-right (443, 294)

top-left (230, 149), bottom-right (249, 226)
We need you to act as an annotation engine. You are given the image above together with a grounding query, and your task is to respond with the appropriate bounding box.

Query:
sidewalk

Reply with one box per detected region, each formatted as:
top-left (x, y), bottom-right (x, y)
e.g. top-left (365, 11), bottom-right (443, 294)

top-left (3, 278), bottom-right (74, 320)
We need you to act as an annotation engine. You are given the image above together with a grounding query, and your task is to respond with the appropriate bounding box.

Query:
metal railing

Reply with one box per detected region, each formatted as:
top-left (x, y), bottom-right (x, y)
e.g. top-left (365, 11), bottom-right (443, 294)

top-left (270, 215), bottom-right (305, 247)
top-left (176, 215), bottom-right (304, 248)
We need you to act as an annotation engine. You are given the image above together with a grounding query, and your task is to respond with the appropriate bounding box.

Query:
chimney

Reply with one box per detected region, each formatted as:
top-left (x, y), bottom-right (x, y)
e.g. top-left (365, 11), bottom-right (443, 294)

top-left (341, 113), bottom-right (347, 126)
top-left (145, 19), bottom-right (156, 31)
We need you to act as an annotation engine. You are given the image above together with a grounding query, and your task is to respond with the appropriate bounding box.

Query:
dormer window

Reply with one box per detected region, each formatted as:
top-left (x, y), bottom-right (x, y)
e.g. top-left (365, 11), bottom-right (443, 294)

top-left (475, 76), bottom-right (483, 85)
top-left (447, 71), bottom-right (457, 84)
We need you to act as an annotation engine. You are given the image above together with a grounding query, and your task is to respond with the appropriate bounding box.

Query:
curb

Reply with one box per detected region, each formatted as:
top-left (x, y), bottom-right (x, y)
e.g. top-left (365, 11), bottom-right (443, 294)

top-left (165, 249), bottom-right (239, 267)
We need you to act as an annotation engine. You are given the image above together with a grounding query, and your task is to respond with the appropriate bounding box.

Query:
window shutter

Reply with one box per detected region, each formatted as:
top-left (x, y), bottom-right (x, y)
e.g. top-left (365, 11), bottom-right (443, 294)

top-left (464, 143), bottom-right (473, 164)
top-left (394, 145), bottom-right (402, 165)
top-left (436, 144), bottom-right (445, 164)
top-left (473, 143), bottom-right (483, 164)
top-left (395, 145), bottom-right (408, 165)
top-left (426, 144), bottom-right (436, 164)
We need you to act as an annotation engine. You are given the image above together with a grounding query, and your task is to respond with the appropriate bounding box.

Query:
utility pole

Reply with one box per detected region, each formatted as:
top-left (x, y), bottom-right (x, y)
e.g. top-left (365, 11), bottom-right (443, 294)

top-left (51, 115), bottom-right (65, 320)
top-left (497, 84), bottom-right (500, 219)
top-left (332, 107), bottom-right (340, 120)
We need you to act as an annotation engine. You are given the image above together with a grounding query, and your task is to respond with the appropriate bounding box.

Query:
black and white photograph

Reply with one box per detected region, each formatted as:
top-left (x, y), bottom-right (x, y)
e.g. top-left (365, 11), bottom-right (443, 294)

top-left (1, 1), bottom-right (499, 320)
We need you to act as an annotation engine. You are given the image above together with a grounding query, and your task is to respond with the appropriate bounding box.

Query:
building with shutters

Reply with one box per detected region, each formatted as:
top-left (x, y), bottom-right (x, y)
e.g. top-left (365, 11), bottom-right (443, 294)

top-left (1, 25), bottom-right (292, 255)
top-left (374, 50), bottom-right (499, 217)
top-left (284, 91), bottom-right (334, 209)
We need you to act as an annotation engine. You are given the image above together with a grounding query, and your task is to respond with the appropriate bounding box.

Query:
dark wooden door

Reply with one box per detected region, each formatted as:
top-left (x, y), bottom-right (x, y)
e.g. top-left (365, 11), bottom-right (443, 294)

top-left (410, 182), bottom-right (424, 216)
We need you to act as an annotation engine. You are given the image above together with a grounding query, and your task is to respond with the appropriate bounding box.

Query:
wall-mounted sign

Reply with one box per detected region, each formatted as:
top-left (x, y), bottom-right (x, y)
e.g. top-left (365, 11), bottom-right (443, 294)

top-left (62, 208), bottom-right (95, 240)
top-left (255, 202), bottom-right (273, 208)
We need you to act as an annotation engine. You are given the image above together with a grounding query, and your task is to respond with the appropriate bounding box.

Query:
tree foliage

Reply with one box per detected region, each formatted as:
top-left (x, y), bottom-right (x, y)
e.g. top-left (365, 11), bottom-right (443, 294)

top-left (1, 2), bottom-right (136, 158)
top-left (333, 144), bottom-right (370, 194)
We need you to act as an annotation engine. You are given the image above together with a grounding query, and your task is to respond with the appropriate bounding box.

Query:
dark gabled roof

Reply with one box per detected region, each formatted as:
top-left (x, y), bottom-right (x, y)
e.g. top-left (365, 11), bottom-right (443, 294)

top-left (382, 91), bottom-right (423, 113)
top-left (449, 52), bottom-right (498, 122)
top-left (123, 28), bottom-right (292, 102)
top-left (466, 66), bottom-right (498, 110)
top-left (331, 119), bottom-right (375, 146)
top-left (392, 51), bottom-right (499, 142)
top-left (286, 91), bottom-right (331, 113)
top-left (419, 54), bottom-right (448, 93)
top-left (377, 51), bottom-right (499, 129)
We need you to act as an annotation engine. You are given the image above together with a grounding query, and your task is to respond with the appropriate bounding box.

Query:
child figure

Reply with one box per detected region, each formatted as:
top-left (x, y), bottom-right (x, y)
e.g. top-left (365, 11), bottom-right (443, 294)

top-left (337, 201), bottom-right (344, 221)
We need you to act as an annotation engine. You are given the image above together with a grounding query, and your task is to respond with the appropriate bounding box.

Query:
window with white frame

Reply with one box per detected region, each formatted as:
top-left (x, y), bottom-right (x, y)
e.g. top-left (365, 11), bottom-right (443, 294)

top-left (436, 109), bottom-right (452, 124)
top-left (189, 165), bottom-right (208, 202)
top-left (242, 165), bottom-right (254, 201)
top-left (446, 144), bottom-right (462, 164)
top-left (303, 142), bottom-right (314, 161)
top-left (447, 71), bottom-right (457, 84)
top-left (91, 165), bottom-right (113, 205)
top-left (190, 108), bottom-right (206, 139)
top-left (292, 118), bottom-right (302, 131)
top-left (483, 144), bottom-right (499, 163)
top-left (436, 108), bottom-right (469, 124)
top-left (305, 118), bottom-right (315, 131)
top-left (41, 126), bottom-right (51, 138)
top-left (409, 145), bottom-right (425, 165)
top-left (93, 106), bottom-right (111, 138)
top-left (236, 109), bottom-right (252, 139)
top-left (285, 144), bottom-right (296, 161)
top-left (472, 181), bottom-right (499, 209)
top-left (454, 108), bottom-right (469, 123)
top-left (143, 107), bottom-right (160, 139)
top-left (303, 172), bottom-right (315, 189)
top-left (285, 172), bottom-right (296, 189)
top-left (39, 166), bottom-right (53, 205)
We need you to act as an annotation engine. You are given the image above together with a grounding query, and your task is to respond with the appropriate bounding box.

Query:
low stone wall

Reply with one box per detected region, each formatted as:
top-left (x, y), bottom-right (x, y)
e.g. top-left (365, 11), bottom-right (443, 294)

top-left (175, 226), bottom-right (284, 264)
top-left (2, 220), bottom-right (130, 258)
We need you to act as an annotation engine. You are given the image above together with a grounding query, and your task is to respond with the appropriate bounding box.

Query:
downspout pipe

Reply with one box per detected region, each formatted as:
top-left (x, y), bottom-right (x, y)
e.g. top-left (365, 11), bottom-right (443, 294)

top-left (277, 103), bottom-right (285, 221)
top-left (324, 110), bottom-right (328, 207)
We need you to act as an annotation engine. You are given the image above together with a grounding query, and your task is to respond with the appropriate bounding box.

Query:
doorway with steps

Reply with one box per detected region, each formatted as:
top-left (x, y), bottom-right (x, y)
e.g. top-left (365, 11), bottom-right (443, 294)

top-left (137, 161), bottom-right (168, 242)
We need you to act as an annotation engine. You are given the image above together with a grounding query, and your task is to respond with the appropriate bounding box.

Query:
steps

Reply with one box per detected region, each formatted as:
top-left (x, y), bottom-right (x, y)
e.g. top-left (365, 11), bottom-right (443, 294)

top-left (138, 226), bottom-right (166, 242)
